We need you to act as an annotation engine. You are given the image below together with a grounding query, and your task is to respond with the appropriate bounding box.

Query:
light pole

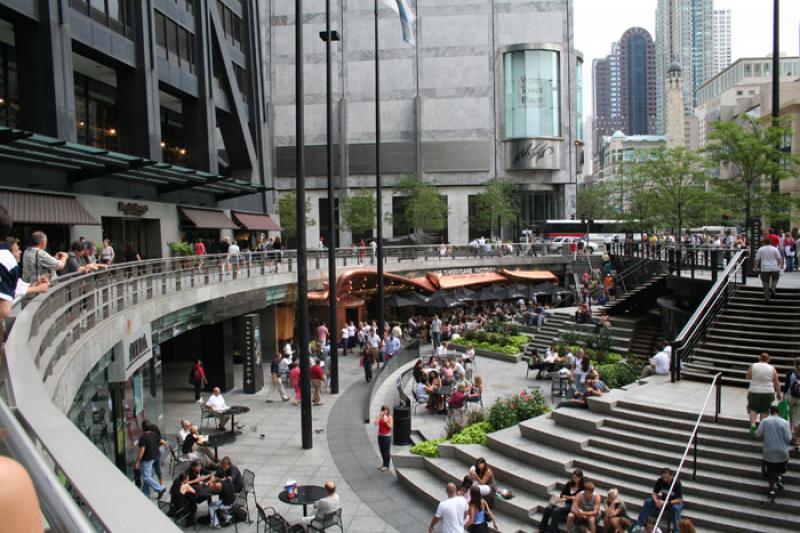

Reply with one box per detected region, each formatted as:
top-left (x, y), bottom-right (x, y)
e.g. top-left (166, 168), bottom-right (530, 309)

top-left (374, 0), bottom-right (385, 336)
top-left (320, 3), bottom-right (341, 394)
top-left (295, 0), bottom-right (312, 449)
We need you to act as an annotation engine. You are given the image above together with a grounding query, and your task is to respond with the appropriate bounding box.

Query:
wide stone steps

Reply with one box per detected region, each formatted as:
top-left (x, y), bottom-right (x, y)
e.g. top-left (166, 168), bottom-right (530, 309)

top-left (681, 368), bottom-right (749, 386)
top-left (713, 319), bottom-right (800, 335)
top-left (707, 326), bottom-right (800, 340)
top-left (718, 312), bottom-right (800, 326)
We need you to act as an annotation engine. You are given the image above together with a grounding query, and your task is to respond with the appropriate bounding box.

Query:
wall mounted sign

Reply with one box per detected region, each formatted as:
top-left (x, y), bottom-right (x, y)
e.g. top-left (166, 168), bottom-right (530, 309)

top-left (241, 314), bottom-right (264, 394)
top-left (118, 202), bottom-right (149, 217)
top-left (503, 138), bottom-right (562, 171)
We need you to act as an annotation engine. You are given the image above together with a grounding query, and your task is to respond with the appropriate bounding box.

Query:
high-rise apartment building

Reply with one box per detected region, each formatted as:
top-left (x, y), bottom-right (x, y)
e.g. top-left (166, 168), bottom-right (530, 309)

top-left (591, 27), bottom-right (656, 176)
top-left (712, 9), bottom-right (732, 76)
top-left (655, 0), bottom-right (713, 132)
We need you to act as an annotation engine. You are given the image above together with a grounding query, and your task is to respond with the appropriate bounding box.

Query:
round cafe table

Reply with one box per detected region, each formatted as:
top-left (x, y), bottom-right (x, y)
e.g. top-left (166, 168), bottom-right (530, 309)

top-left (224, 405), bottom-right (250, 434)
top-left (204, 431), bottom-right (236, 462)
top-left (278, 485), bottom-right (327, 516)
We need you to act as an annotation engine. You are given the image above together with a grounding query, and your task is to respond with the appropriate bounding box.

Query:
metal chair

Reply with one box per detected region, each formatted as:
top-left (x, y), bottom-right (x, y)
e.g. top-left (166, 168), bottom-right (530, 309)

top-left (242, 469), bottom-right (257, 519)
top-left (545, 370), bottom-right (569, 398)
top-left (231, 492), bottom-right (251, 530)
top-left (411, 389), bottom-right (427, 415)
top-left (200, 403), bottom-right (215, 430)
top-left (526, 356), bottom-right (539, 379)
top-left (257, 504), bottom-right (291, 533)
top-left (307, 508), bottom-right (343, 532)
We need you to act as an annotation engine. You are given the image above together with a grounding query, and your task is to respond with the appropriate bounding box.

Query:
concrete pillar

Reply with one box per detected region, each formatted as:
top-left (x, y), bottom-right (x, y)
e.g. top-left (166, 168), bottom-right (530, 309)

top-left (447, 190), bottom-right (469, 245)
top-left (200, 320), bottom-right (235, 392)
top-left (259, 306), bottom-right (278, 360)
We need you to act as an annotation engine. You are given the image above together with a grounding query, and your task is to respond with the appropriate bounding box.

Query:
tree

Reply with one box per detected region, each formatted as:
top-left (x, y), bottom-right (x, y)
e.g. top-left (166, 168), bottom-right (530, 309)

top-left (471, 178), bottom-right (521, 238)
top-left (705, 115), bottom-right (800, 227)
top-left (577, 183), bottom-right (616, 221)
top-left (339, 190), bottom-right (376, 234)
top-left (276, 192), bottom-right (315, 238)
top-left (628, 145), bottom-right (714, 239)
top-left (390, 174), bottom-right (449, 234)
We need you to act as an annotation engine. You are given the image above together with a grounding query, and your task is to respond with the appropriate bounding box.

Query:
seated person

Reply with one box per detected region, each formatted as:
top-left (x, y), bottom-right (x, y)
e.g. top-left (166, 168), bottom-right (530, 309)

top-left (463, 343), bottom-right (476, 364)
top-left (468, 458), bottom-right (513, 499)
top-left (592, 313), bottom-right (612, 333)
top-left (302, 480), bottom-right (339, 529)
top-left (427, 355), bottom-right (440, 372)
top-left (215, 456), bottom-right (243, 493)
top-left (587, 371), bottom-right (610, 393)
top-left (557, 375), bottom-right (603, 410)
top-left (575, 303), bottom-right (591, 324)
top-left (635, 468), bottom-right (683, 532)
top-left (452, 360), bottom-right (466, 382)
top-left (205, 387), bottom-right (230, 431)
top-left (641, 346), bottom-right (671, 378)
top-left (539, 469), bottom-right (585, 533)
top-left (208, 477), bottom-right (236, 528)
top-left (413, 360), bottom-right (427, 384)
top-left (566, 482), bottom-right (601, 533)
top-left (603, 488), bottom-right (632, 532)
top-left (467, 376), bottom-right (484, 403)
top-left (440, 360), bottom-right (456, 386)
top-left (168, 473), bottom-right (198, 523)
top-left (185, 461), bottom-right (213, 487)
top-left (448, 383), bottom-right (467, 410)
top-left (181, 425), bottom-right (213, 465)
top-left (414, 378), bottom-right (430, 404)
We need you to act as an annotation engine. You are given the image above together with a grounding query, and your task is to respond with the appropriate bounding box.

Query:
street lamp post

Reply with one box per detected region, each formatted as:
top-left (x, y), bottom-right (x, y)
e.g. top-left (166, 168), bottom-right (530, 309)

top-left (320, 3), bottom-right (341, 394)
top-left (374, 0), bottom-right (385, 336)
top-left (295, 0), bottom-right (313, 450)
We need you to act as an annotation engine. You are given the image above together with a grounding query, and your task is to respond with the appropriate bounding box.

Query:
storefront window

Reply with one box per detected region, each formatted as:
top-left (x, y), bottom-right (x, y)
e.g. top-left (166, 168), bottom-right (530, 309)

top-left (503, 49), bottom-right (561, 139)
top-left (576, 56), bottom-right (584, 142)
top-left (74, 72), bottom-right (119, 151)
top-left (68, 350), bottom-right (116, 465)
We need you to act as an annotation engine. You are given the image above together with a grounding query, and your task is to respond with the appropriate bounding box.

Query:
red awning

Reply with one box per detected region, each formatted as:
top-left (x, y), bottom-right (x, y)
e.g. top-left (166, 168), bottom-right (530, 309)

top-left (0, 189), bottom-right (99, 225)
top-left (232, 211), bottom-right (282, 231)
top-left (179, 207), bottom-right (239, 229)
top-left (499, 269), bottom-right (559, 283)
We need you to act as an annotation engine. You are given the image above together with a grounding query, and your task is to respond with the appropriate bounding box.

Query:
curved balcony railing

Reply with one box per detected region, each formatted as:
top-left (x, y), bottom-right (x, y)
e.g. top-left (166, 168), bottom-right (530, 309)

top-left (2, 243), bottom-right (561, 531)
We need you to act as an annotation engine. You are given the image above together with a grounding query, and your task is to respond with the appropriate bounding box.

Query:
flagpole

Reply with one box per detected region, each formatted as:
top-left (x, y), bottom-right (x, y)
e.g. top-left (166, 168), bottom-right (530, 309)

top-left (374, 0), bottom-right (385, 337)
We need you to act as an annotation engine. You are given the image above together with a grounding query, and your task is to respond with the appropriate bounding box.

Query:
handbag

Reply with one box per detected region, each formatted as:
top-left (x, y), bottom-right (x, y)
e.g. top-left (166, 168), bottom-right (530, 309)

top-left (778, 398), bottom-right (790, 421)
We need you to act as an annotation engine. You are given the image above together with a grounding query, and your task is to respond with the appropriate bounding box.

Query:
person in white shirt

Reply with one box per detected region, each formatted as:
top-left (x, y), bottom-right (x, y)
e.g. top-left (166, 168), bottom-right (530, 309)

top-left (302, 481), bottom-right (340, 528)
top-left (227, 241), bottom-right (241, 274)
top-left (415, 380), bottom-right (429, 403)
top-left (341, 325), bottom-right (350, 354)
top-left (641, 350), bottom-right (671, 378)
top-left (205, 388), bottom-right (230, 431)
top-left (755, 237), bottom-right (784, 302)
top-left (428, 482), bottom-right (468, 533)
top-left (283, 340), bottom-right (294, 359)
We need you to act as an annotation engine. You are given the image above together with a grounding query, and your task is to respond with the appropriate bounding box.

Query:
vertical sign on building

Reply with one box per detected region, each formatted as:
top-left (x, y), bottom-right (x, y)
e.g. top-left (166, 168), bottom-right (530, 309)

top-left (241, 314), bottom-right (264, 393)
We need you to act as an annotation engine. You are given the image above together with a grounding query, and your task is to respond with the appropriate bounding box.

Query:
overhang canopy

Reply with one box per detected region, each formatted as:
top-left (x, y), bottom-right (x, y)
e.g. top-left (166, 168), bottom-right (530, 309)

top-left (179, 207), bottom-right (239, 229)
top-left (499, 269), bottom-right (559, 283)
top-left (232, 211), bottom-right (281, 231)
top-left (0, 189), bottom-right (99, 225)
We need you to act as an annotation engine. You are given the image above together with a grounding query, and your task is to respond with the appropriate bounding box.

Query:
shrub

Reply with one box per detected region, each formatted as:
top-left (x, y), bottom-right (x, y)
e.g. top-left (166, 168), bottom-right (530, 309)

top-left (410, 437), bottom-right (446, 458)
top-left (595, 363), bottom-right (641, 389)
top-left (488, 389), bottom-right (549, 431)
top-left (465, 408), bottom-right (487, 426)
top-left (445, 416), bottom-right (465, 438)
top-left (450, 421), bottom-right (493, 446)
top-left (169, 242), bottom-right (194, 256)
top-left (600, 352), bottom-right (623, 365)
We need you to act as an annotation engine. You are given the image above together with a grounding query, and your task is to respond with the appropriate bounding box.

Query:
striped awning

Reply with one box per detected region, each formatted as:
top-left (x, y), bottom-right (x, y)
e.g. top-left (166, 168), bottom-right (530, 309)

top-left (0, 189), bottom-right (99, 225)
top-left (232, 211), bottom-right (281, 231)
top-left (178, 207), bottom-right (239, 229)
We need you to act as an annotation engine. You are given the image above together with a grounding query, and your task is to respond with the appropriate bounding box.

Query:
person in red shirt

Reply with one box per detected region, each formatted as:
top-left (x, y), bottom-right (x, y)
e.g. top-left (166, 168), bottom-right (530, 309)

top-left (766, 229), bottom-right (780, 248)
top-left (289, 363), bottom-right (301, 405)
top-left (316, 322), bottom-right (329, 345)
top-left (190, 359), bottom-right (207, 401)
top-left (194, 239), bottom-right (206, 270)
top-left (374, 405), bottom-right (393, 471)
top-left (311, 359), bottom-right (325, 405)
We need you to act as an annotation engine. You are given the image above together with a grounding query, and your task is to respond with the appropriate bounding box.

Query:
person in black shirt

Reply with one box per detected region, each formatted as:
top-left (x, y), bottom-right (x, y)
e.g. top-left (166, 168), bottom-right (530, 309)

top-left (215, 456), bottom-right (243, 493)
top-left (168, 473), bottom-right (198, 523)
top-left (635, 468), bottom-right (684, 532)
top-left (185, 461), bottom-right (212, 485)
top-left (539, 469), bottom-right (584, 533)
top-left (208, 477), bottom-right (236, 528)
top-left (134, 421), bottom-right (165, 499)
top-left (267, 353), bottom-right (289, 402)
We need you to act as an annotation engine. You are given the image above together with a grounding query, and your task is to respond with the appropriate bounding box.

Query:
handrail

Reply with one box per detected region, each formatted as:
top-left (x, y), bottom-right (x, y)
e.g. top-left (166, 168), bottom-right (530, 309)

top-left (654, 372), bottom-right (723, 532)
top-left (670, 249), bottom-right (746, 382)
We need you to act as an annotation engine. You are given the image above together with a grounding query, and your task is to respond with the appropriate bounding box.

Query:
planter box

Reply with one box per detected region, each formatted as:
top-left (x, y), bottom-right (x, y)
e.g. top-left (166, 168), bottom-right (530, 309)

top-left (448, 342), bottom-right (521, 363)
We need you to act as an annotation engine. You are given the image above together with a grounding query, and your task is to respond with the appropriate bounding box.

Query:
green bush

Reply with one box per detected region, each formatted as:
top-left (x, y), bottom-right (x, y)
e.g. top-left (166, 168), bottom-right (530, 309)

top-left (460, 332), bottom-right (528, 355)
top-left (488, 389), bottom-right (549, 431)
top-left (595, 363), bottom-right (641, 389)
top-left (445, 416), bottom-right (465, 438)
top-left (450, 421), bottom-right (493, 446)
top-left (169, 241), bottom-right (194, 256)
top-left (410, 437), bottom-right (447, 458)
top-left (600, 352), bottom-right (623, 365)
top-left (465, 408), bottom-right (487, 426)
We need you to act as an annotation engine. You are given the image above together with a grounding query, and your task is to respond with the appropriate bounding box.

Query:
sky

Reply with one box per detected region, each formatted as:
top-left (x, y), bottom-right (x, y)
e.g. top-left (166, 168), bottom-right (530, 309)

top-left (574, 0), bottom-right (800, 116)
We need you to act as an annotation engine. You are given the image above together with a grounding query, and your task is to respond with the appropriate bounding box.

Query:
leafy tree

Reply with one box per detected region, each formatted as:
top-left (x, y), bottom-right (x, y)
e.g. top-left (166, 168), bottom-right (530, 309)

top-left (628, 145), bottom-right (715, 239)
top-left (276, 192), bottom-right (315, 238)
top-left (390, 174), bottom-right (449, 234)
top-left (471, 178), bottom-right (521, 238)
top-left (705, 115), bottom-right (800, 227)
top-left (339, 190), bottom-right (376, 234)
top-left (577, 183), bottom-right (616, 221)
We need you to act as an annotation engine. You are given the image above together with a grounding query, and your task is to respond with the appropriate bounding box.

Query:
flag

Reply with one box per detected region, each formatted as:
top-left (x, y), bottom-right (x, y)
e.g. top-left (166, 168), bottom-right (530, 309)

top-left (381, 0), bottom-right (416, 45)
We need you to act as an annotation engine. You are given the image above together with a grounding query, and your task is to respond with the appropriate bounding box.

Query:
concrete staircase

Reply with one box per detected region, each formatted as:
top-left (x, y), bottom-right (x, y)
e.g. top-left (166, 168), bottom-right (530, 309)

top-left (394, 382), bottom-right (799, 532)
top-left (626, 315), bottom-right (662, 360)
top-left (606, 274), bottom-right (667, 316)
top-left (682, 285), bottom-right (800, 386)
top-left (521, 312), bottom-right (636, 358)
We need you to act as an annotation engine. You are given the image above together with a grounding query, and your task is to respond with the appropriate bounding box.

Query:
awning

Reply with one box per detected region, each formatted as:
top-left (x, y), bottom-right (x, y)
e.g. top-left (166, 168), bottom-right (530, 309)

top-left (232, 211), bottom-right (281, 232)
top-left (0, 189), bottom-right (99, 225)
top-left (178, 207), bottom-right (239, 229)
top-left (499, 269), bottom-right (559, 283)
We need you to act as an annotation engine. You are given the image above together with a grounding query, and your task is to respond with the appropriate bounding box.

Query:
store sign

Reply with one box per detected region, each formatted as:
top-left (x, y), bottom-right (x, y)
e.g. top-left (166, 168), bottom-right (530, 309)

top-left (518, 76), bottom-right (549, 107)
top-left (240, 314), bottom-right (264, 394)
top-left (108, 321), bottom-right (154, 382)
top-left (503, 138), bottom-right (561, 171)
top-left (118, 202), bottom-right (149, 217)
top-left (127, 334), bottom-right (151, 372)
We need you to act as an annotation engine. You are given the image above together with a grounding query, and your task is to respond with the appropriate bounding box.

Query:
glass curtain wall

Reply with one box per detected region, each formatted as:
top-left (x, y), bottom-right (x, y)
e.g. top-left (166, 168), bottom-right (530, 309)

top-left (503, 49), bottom-right (561, 139)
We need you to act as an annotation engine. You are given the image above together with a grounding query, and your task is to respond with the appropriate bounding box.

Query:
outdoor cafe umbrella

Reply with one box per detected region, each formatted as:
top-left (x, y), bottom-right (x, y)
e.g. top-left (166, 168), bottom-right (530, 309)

top-left (424, 290), bottom-right (460, 308)
top-left (386, 294), bottom-right (415, 307)
top-left (448, 287), bottom-right (476, 302)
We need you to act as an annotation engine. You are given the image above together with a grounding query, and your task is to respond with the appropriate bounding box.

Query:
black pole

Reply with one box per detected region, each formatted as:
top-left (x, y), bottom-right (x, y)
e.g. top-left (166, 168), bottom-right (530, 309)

top-left (295, 0), bottom-right (313, 449)
top-left (771, 0), bottom-right (781, 194)
top-left (374, 0), bottom-right (385, 335)
top-left (325, 0), bottom-right (339, 395)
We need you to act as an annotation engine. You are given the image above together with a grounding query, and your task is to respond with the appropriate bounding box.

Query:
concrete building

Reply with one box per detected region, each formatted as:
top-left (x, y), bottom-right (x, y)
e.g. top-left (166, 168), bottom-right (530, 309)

top-left (595, 130), bottom-right (666, 188)
top-left (592, 27), bottom-right (656, 177)
top-left (665, 62), bottom-right (686, 147)
top-left (655, 0), bottom-right (713, 132)
top-left (0, 0), bottom-right (276, 257)
top-left (712, 9), bottom-right (731, 77)
top-left (694, 56), bottom-right (800, 149)
top-left (266, 0), bottom-right (583, 245)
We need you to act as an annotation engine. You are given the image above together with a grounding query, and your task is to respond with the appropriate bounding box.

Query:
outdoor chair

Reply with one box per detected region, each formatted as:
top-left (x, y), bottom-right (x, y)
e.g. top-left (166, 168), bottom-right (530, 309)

top-left (231, 493), bottom-right (251, 532)
top-left (526, 357), bottom-right (538, 379)
top-left (200, 403), bottom-right (215, 430)
top-left (158, 499), bottom-right (198, 531)
top-left (545, 370), bottom-right (569, 398)
top-left (307, 508), bottom-right (343, 532)
top-left (242, 468), bottom-right (257, 517)
top-left (167, 443), bottom-right (188, 476)
top-left (411, 389), bottom-right (428, 415)
top-left (257, 504), bottom-right (292, 533)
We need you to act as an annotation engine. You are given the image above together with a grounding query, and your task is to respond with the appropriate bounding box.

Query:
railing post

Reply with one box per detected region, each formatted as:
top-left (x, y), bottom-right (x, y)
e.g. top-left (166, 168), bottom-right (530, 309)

top-left (671, 344), bottom-right (677, 383)
top-left (715, 375), bottom-right (722, 423)
top-left (690, 248), bottom-right (696, 279)
top-left (692, 428), bottom-right (698, 480)
top-left (710, 250), bottom-right (719, 282)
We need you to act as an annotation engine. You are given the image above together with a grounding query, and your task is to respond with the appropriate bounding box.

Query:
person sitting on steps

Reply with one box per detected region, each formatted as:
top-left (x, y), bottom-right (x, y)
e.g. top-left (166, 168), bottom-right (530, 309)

top-left (539, 469), bottom-right (585, 533)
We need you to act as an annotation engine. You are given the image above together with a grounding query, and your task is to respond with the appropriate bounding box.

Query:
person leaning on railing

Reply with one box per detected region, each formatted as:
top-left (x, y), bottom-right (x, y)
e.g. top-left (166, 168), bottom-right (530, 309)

top-left (21, 231), bottom-right (66, 284)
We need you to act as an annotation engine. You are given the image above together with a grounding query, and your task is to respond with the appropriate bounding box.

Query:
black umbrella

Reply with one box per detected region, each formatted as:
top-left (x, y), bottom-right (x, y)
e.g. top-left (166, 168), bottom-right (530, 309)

top-left (425, 291), bottom-right (459, 308)
top-left (449, 287), bottom-right (476, 301)
top-left (530, 282), bottom-right (559, 295)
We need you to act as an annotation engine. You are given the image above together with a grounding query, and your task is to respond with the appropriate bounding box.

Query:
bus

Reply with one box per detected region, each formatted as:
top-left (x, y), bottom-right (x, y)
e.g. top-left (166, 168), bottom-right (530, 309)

top-left (539, 219), bottom-right (638, 243)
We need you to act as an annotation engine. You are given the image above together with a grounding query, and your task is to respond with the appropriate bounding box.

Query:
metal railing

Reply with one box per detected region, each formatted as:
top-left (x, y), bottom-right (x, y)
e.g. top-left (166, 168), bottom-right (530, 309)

top-left (2, 243), bottom-right (562, 530)
top-left (670, 249), bottom-right (747, 382)
top-left (654, 372), bottom-right (723, 532)
top-left (610, 241), bottom-right (745, 280)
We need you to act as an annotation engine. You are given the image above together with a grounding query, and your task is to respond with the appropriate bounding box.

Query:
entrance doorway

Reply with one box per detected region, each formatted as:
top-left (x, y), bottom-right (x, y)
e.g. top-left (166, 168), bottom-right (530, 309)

top-left (102, 217), bottom-right (162, 260)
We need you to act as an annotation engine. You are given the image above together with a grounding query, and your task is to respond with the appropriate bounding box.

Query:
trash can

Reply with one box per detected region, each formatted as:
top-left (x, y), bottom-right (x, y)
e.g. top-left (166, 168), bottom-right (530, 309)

top-left (393, 405), bottom-right (412, 446)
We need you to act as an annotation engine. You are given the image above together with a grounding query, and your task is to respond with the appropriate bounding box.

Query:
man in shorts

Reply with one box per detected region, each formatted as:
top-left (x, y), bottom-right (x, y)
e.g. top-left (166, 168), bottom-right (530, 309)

top-left (756, 404), bottom-right (792, 501)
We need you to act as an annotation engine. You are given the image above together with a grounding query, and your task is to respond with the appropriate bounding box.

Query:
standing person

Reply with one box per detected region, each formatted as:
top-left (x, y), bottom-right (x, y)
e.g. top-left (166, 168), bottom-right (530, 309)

top-left (124, 242), bottom-right (141, 262)
top-left (22, 231), bottom-right (67, 283)
top-left (311, 358), bottom-right (325, 406)
top-left (785, 357), bottom-right (800, 446)
top-left (317, 321), bottom-right (329, 345)
top-left (431, 314), bottom-right (442, 351)
top-left (341, 323), bottom-right (350, 355)
top-left (289, 362), bottom-right (301, 405)
top-left (783, 232), bottom-right (796, 272)
top-left (190, 359), bottom-right (207, 401)
top-left (362, 340), bottom-right (376, 383)
top-left (746, 352), bottom-right (782, 437)
top-left (428, 482), bottom-right (468, 533)
top-left (134, 422), bottom-right (165, 499)
top-left (754, 237), bottom-right (783, 302)
top-left (267, 353), bottom-right (289, 402)
top-left (218, 237), bottom-right (230, 274)
top-left (756, 404), bottom-right (792, 501)
top-left (99, 239), bottom-right (115, 265)
top-left (369, 239), bottom-right (378, 264)
top-left (375, 405), bottom-right (393, 471)
top-left (227, 239), bottom-right (240, 274)
top-left (194, 238), bottom-right (206, 270)
top-left (464, 485), bottom-right (498, 532)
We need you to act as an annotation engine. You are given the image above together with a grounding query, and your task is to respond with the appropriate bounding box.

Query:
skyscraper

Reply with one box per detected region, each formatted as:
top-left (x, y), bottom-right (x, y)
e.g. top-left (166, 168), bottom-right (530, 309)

top-left (655, 0), bottom-right (713, 132)
top-left (592, 28), bottom-right (656, 174)
top-left (712, 9), bottom-right (732, 76)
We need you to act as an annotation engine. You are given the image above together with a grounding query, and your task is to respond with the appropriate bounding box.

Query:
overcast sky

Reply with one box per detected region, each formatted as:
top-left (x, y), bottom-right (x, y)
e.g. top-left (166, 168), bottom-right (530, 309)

top-left (574, 0), bottom-right (800, 115)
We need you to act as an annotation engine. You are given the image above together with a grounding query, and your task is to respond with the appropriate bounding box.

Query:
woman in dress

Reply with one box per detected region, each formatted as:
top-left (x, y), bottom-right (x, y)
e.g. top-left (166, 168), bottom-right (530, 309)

top-left (464, 485), bottom-right (498, 533)
top-left (289, 362), bottom-right (301, 405)
top-left (374, 405), bottom-right (393, 471)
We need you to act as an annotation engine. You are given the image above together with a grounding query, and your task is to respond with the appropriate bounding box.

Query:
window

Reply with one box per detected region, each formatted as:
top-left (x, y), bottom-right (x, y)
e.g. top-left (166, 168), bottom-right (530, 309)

top-left (754, 63), bottom-right (761, 77)
top-left (155, 11), bottom-right (166, 48)
top-left (503, 49), bottom-right (561, 139)
top-left (166, 19), bottom-right (179, 65)
top-left (233, 64), bottom-right (248, 99)
top-left (0, 43), bottom-right (20, 128)
top-left (744, 63), bottom-right (752, 77)
top-left (69, 1), bottom-right (133, 38)
top-left (160, 107), bottom-right (187, 165)
top-left (74, 72), bottom-right (119, 151)
top-left (216, 1), bottom-right (243, 50)
top-left (154, 10), bottom-right (196, 73)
